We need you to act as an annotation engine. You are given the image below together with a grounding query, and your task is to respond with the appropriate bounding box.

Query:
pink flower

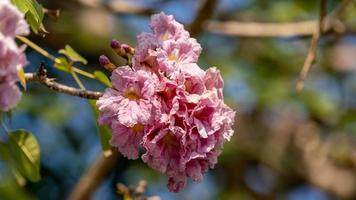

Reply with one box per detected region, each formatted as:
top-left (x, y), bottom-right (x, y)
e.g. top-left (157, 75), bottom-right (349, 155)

top-left (0, 81), bottom-right (21, 111)
top-left (0, 1), bottom-right (29, 37)
top-left (0, 1), bottom-right (29, 111)
top-left (97, 12), bottom-right (235, 192)
top-left (204, 67), bottom-right (224, 99)
top-left (97, 66), bottom-right (160, 159)
top-left (0, 39), bottom-right (28, 112)
top-left (0, 41), bottom-right (26, 111)
top-left (153, 38), bottom-right (202, 77)
top-left (97, 66), bottom-right (158, 127)
top-left (150, 12), bottom-right (189, 41)
top-left (133, 32), bottom-right (159, 70)
top-left (110, 122), bottom-right (145, 159)
top-left (141, 75), bottom-right (235, 191)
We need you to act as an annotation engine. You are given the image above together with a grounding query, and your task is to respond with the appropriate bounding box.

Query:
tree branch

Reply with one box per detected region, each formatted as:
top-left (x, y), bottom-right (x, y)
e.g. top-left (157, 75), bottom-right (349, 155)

top-left (188, 0), bottom-right (218, 37)
top-left (207, 20), bottom-right (321, 37)
top-left (67, 150), bottom-right (120, 200)
top-left (76, 0), bottom-right (154, 15)
top-left (74, 0), bottom-right (355, 38)
top-left (25, 65), bottom-right (103, 100)
top-left (296, 0), bottom-right (328, 92)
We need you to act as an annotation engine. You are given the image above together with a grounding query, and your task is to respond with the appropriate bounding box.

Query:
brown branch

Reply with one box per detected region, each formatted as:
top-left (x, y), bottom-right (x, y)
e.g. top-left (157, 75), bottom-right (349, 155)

top-left (67, 149), bottom-right (120, 200)
top-left (206, 0), bottom-right (354, 38)
top-left (188, 0), bottom-right (218, 37)
top-left (207, 20), bottom-right (320, 37)
top-left (77, 0), bottom-right (154, 15)
top-left (25, 65), bottom-right (103, 100)
top-left (75, 0), bottom-right (356, 39)
top-left (296, 0), bottom-right (328, 92)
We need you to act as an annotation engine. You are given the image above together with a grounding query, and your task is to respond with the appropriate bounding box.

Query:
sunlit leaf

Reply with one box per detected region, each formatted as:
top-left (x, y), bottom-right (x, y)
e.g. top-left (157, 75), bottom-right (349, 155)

top-left (17, 66), bottom-right (26, 90)
top-left (59, 45), bottom-right (88, 64)
top-left (8, 130), bottom-right (41, 182)
top-left (88, 100), bottom-right (112, 156)
top-left (54, 57), bottom-right (72, 72)
top-left (11, 0), bottom-right (45, 34)
top-left (11, 0), bottom-right (28, 13)
top-left (0, 179), bottom-right (34, 200)
top-left (0, 141), bottom-right (26, 186)
top-left (94, 71), bottom-right (112, 87)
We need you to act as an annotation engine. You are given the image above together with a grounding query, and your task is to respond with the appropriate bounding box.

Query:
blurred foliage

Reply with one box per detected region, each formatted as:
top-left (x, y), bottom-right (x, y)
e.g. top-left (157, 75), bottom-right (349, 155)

top-left (1, 0), bottom-right (356, 200)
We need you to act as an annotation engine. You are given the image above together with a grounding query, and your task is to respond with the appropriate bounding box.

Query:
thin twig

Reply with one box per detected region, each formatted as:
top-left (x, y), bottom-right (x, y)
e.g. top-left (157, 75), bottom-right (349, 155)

top-left (71, 70), bottom-right (86, 90)
top-left (17, 36), bottom-right (96, 79)
top-left (25, 65), bottom-right (103, 99)
top-left (67, 149), bottom-right (120, 200)
top-left (296, 0), bottom-right (328, 92)
top-left (16, 36), bottom-right (56, 61)
top-left (188, 0), bottom-right (218, 37)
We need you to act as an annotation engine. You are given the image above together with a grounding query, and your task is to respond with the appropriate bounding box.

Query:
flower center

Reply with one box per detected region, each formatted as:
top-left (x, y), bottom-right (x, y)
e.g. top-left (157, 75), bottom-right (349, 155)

top-left (162, 131), bottom-right (176, 145)
top-left (131, 124), bottom-right (144, 133)
top-left (184, 79), bottom-right (193, 93)
top-left (168, 53), bottom-right (178, 62)
top-left (167, 48), bottom-right (181, 63)
top-left (159, 32), bottom-right (170, 41)
top-left (124, 86), bottom-right (140, 101)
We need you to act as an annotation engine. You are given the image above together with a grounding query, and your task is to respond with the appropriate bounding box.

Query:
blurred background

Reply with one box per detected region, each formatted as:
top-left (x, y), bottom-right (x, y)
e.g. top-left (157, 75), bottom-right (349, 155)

top-left (2, 0), bottom-right (356, 199)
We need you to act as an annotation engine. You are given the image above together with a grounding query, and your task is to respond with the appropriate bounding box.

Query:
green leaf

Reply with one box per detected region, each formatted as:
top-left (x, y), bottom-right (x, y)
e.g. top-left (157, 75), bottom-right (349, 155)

top-left (54, 57), bottom-right (72, 73)
top-left (11, 0), bottom-right (45, 34)
top-left (88, 100), bottom-right (112, 156)
top-left (94, 71), bottom-right (112, 87)
top-left (59, 45), bottom-right (88, 64)
top-left (0, 179), bottom-right (35, 200)
top-left (11, 0), bottom-right (29, 13)
top-left (0, 141), bottom-right (12, 164)
top-left (0, 141), bottom-right (27, 186)
top-left (8, 130), bottom-right (41, 182)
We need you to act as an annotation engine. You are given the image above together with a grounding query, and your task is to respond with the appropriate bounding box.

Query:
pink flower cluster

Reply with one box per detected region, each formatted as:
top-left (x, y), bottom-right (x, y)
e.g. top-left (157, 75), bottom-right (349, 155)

top-left (0, 0), bottom-right (29, 111)
top-left (97, 12), bottom-right (235, 192)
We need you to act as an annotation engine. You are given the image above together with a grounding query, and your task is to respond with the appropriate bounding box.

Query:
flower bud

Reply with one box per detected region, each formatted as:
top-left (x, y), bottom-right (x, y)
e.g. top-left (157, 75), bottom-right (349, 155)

top-left (121, 44), bottom-right (134, 55)
top-left (99, 55), bottom-right (116, 71)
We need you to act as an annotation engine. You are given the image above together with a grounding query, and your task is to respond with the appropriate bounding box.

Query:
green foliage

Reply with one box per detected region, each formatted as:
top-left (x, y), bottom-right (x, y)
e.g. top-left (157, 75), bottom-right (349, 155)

top-left (8, 130), bottom-right (41, 182)
top-left (59, 45), bottom-right (88, 64)
top-left (54, 57), bottom-right (72, 73)
top-left (11, 0), bottom-right (45, 34)
top-left (94, 71), bottom-right (112, 87)
top-left (88, 100), bottom-right (112, 154)
top-left (0, 141), bottom-right (12, 165)
top-left (0, 179), bottom-right (35, 200)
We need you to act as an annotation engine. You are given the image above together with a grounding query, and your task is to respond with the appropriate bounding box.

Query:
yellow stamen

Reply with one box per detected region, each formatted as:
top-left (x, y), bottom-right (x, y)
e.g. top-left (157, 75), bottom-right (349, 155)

top-left (184, 79), bottom-right (193, 93)
top-left (132, 124), bottom-right (144, 133)
top-left (168, 53), bottom-right (178, 61)
top-left (124, 86), bottom-right (140, 101)
top-left (159, 32), bottom-right (170, 41)
top-left (162, 132), bottom-right (175, 145)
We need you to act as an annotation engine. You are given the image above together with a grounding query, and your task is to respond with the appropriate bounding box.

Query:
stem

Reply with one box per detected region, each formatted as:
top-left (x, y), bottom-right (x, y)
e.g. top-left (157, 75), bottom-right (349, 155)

top-left (17, 36), bottom-right (56, 61)
top-left (72, 67), bottom-right (96, 79)
top-left (17, 36), bottom-right (96, 80)
top-left (71, 71), bottom-right (85, 90)
top-left (296, 0), bottom-right (328, 92)
top-left (25, 72), bottom-right (103, 100)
